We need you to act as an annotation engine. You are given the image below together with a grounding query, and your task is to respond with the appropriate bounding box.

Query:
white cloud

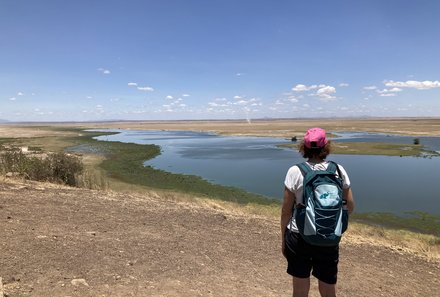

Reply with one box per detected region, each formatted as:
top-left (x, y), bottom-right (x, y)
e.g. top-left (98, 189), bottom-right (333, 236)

top-left (209, 102), bottom-right (226, 107)
top-left (86, 96), bottom-right (93, 99)
top-left (317, 85), bottom-right (336, 95)
top-left (292, 84), bottom-right (318, 92)
top-left (235, 100), bottom-right (248, 105)
top-left (376, 88), bottom-right (402, 94)
top-left (376, 88), bottom-right (402, 96)
top-left (291, 84), bottom-right (337, 101)
top-left (316, 85), bottom-right (337, 101)
top-left (182, 94), bottom-right (190, 97)
top-left (137, 86), bottom-right (154, 92)
top-left (97, 68), bottom-right (111, 75)
top-left (277, 93), bottom-right (303, 105)
top-left (339, 83), bottom-right (349, 87)
top-left (128, 82), bottom-right (138, 87)
top-left (9, 97), bottom-right (16, 101)
top-left (206, 96), bottom-right (262, 116)
top-left (363, 86), bottom-right (377, 90)
top-left (17, 92), bottom-right (24, 96)
top-left (384, 80), bottom-right (440, 90)
top-left (166, 95), bottom-right (174, 100)
top-left (288, 97), bottom-right (299, 103)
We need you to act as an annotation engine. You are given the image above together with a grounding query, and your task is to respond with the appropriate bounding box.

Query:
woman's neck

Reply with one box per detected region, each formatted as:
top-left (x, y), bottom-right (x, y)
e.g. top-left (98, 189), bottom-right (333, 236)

top-left (307, 157), bottom-right (325, 164)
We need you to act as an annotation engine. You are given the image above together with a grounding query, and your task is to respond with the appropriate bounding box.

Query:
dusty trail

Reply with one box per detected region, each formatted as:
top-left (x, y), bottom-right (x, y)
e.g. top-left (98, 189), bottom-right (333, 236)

top-left (0, 180), bottom-right (439, 297)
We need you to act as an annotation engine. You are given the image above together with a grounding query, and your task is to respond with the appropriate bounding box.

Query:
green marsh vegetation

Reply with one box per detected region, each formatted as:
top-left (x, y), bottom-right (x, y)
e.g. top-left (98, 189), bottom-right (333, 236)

top-left (353, 211), bottom-right (440, 237)
top-left (56, 128), bottom-right (277, 206)
top-left (95, 143), bottom-right (276, 205)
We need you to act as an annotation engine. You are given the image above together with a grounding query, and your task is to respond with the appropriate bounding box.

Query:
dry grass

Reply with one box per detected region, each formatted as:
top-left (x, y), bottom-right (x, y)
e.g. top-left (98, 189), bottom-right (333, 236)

top-left (343, 222), bottom-right (440, 262)
top-left (125, 187), bottom-right (440, 263)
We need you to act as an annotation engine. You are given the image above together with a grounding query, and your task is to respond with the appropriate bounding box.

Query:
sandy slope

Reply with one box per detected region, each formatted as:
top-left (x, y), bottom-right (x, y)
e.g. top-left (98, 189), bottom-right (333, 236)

top-left (1, 179), bottom-right (439, 297)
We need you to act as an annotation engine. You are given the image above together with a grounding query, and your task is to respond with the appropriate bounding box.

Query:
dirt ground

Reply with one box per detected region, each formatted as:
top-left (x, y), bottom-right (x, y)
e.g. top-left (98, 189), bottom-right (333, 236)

top-left (1, 179), bottom-right (439, 297)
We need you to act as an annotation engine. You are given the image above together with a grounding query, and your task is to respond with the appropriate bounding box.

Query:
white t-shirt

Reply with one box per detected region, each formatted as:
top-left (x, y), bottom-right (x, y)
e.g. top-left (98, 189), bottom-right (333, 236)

top-left (284, 161), bottom-right (351, 232)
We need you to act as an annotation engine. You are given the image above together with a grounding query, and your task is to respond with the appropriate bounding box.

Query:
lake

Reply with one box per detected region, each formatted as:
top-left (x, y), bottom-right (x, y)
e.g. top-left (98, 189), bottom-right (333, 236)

top-left (94, 130), bottom-right (440, 216)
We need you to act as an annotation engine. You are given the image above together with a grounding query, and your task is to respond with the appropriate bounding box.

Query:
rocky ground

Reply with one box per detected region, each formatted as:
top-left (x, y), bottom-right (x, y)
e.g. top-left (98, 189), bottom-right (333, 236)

top-left (0, 179), bottom-right (439, 297)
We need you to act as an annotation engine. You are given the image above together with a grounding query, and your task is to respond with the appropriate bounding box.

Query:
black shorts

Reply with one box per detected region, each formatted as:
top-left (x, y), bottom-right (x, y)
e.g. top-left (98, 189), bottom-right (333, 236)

top-left (284, 229), bottom-right (339, 285)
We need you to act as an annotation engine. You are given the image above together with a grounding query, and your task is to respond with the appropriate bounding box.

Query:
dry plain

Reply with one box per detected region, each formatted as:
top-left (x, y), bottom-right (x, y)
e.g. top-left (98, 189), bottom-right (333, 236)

top-left (1, 118), bottom-right (440, 297)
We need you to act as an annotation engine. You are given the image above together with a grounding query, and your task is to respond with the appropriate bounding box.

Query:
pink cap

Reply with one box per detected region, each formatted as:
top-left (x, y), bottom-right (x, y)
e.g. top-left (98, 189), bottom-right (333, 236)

top-left (304, 127), bottom-right (328, 148)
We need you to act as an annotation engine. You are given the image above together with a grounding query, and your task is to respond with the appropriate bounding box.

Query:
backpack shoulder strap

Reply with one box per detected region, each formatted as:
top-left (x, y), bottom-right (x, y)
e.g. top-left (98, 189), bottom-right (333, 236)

top-left (296, 162), bottom-right (311, 177)
top-left (327, 160), bottom-right (342, 177)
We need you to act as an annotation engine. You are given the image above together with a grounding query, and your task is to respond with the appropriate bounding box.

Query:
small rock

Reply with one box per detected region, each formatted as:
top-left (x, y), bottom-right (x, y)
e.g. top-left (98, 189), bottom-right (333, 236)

top-left (71, 278), bottom-right (89, 287)
top-left (5, 172), bottom-right (20, 178)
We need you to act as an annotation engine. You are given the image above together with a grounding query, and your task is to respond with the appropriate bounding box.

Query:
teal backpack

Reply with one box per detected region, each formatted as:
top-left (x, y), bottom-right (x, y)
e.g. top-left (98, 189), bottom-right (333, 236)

top-left (295, 161), bottom-right (348, 246)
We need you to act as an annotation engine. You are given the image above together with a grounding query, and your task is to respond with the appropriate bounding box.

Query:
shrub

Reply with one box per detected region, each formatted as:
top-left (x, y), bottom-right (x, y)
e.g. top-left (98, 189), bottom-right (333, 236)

top-left (47, 152), bottom-right (83, 186)
top-left (0, 147), bottom-right (84, 186)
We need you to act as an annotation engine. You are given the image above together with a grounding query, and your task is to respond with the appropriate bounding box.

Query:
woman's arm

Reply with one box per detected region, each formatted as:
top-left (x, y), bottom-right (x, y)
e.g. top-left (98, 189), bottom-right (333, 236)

top-left (343, 187), bottom-right (355, 214)
top-left (281, 186), bottom-right (295, 256)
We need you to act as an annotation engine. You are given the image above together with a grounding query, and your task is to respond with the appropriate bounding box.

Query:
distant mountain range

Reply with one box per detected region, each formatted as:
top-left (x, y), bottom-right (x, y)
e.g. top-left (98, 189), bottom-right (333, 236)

top-left (0, 119), bottom-right (9, 123)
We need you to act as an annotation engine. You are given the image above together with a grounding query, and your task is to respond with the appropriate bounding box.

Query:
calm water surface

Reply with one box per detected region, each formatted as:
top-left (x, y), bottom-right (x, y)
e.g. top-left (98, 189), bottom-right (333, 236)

top-left (94, 130), bottom-right (440, 215)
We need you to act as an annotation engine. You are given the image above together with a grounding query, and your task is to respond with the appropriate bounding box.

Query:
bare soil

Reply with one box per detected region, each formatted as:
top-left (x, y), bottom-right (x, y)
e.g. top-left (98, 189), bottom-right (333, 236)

top-left (1, 179), bottom-right (439, 297)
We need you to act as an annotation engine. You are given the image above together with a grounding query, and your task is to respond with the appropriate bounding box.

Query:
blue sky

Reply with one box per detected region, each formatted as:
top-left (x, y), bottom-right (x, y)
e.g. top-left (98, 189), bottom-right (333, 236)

top-left (1, 0), bottom-right (440, 122)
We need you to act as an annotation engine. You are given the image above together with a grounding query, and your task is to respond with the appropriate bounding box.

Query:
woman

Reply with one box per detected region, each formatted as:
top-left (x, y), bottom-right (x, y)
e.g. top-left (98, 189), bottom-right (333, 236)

top-left (281, 127), bottom-right (355, 297)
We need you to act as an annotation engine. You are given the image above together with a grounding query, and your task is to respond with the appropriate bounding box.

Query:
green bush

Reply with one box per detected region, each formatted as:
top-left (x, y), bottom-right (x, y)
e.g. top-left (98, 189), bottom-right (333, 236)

top-left (47, 152), bottom-right (83, 186)
top-left (0, 148), bottom-right (83, 186)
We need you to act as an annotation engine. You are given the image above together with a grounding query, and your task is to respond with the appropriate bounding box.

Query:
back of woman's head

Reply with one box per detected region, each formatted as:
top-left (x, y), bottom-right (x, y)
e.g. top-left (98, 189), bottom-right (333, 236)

top-left (299, 127), bottom-right (331, 159)
top-left (299, 141), bottom-right (332, 159)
